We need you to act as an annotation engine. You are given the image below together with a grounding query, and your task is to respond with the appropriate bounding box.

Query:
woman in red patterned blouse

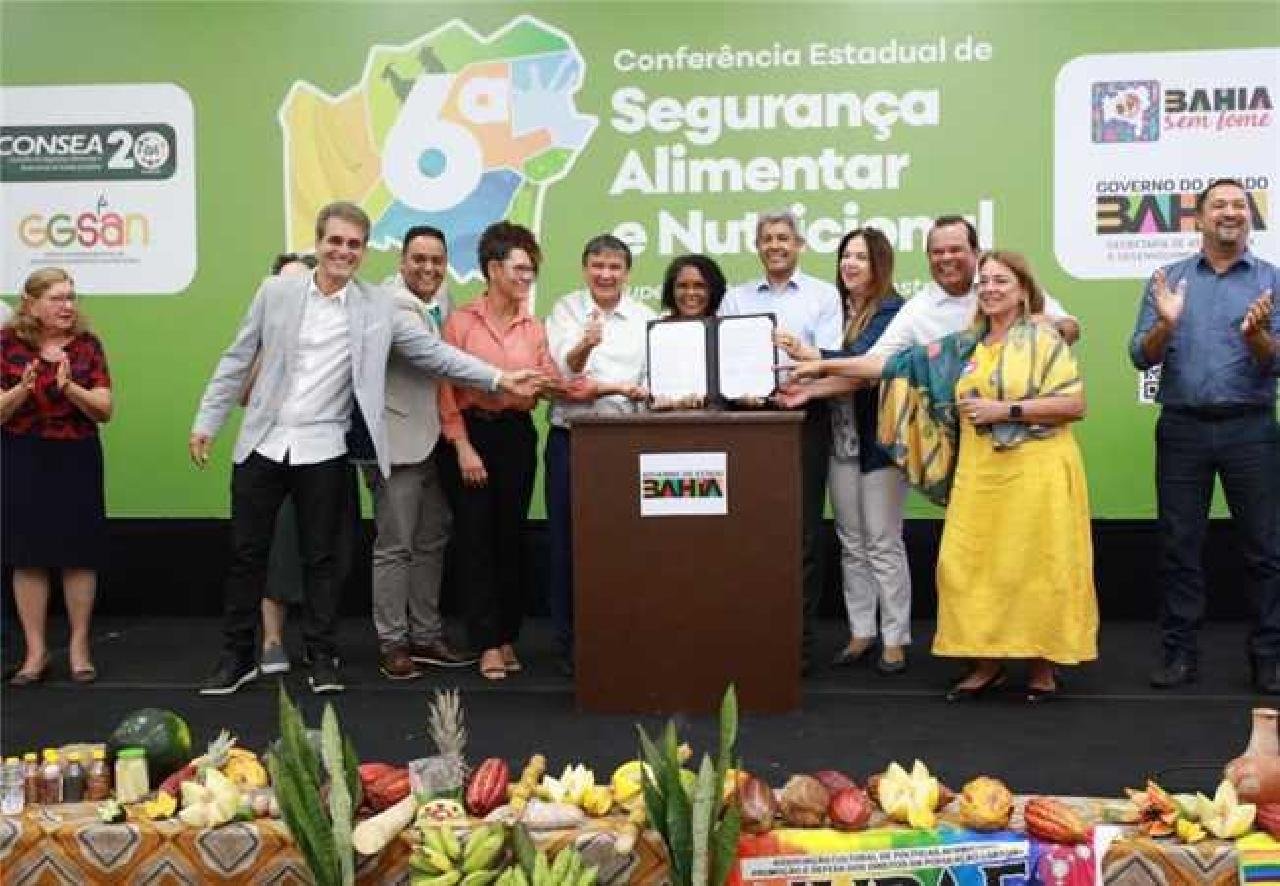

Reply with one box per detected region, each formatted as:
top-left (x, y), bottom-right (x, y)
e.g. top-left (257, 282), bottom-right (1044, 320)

top-left (1, 268), bottom-right (113, 684)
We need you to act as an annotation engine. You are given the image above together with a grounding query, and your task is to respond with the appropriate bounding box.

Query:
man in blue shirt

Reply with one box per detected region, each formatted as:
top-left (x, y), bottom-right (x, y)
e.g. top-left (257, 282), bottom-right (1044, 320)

top-left (1129, 178), bottom-right (1280, 692)
top-left (721, 210), bottom-right (842, 675)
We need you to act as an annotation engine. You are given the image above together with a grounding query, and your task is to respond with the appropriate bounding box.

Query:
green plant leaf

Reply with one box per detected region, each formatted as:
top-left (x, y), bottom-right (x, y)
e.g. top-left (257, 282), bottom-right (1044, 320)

top-left (636, 726), bottom-right (669, 844)
top-left (717, 686), bottom-right (738, 768)
top-left (342, 734), bottom-right (362, 813)
top-left (321, 704), bottom-right (355, 886)
top-left (271, 688), bottom-right (339, 886)
top-left (690, 754), bottom-right (716, 886)
top-left (710, 806), bottom-right (742, 886)
top-left (513, 822), bottom-right (538, 876)
top-left (278, 683), bottom-right (321, 792)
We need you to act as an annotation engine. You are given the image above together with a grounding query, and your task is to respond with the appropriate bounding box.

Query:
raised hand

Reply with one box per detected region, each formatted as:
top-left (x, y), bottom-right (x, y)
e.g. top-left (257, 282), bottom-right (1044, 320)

top-left (53, 355), bottom-right (71, 393)
top-left (581, 311), bottom-right (603, 350)
top-left (189, 432), bottom-right (212, 468)
top-left (497, 368), bottom-right (545, 398)
top-left (773, 382), bottom-right (812, 410)
top-left (1152, 268), bottom-right (1187, 327)
top-left (1241, 289), bottom-right (1274, 339)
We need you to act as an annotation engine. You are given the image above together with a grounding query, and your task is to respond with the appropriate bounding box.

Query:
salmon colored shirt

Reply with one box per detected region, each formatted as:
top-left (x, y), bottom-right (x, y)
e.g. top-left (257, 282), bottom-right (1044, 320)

top-left (439, 297), bottom-right (593, 442)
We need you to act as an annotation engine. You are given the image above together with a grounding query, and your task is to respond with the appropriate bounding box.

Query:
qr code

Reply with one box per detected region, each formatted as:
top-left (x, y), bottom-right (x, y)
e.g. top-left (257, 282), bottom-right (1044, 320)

top-left (1138, 366), bottom-right (1161, 404)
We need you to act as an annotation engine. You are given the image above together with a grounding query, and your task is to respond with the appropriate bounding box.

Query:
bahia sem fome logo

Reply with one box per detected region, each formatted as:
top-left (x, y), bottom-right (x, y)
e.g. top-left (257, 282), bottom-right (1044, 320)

top-left (1091, 80), bottom-right (1159, 143)
top-left (279, 16), bottom-right (597, 278)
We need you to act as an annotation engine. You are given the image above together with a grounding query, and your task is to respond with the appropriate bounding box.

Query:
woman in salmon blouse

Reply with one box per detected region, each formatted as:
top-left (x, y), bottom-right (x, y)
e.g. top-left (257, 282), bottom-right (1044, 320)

top-left (439, 221), bottom-right (638, 680)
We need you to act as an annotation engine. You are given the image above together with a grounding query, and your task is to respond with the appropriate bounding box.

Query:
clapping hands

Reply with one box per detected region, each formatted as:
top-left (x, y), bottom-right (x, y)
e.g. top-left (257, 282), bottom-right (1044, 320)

top-left (1241, 289), bottom-right (1274, 341)
top-left (1152, 269), bottom-right (1187, 327)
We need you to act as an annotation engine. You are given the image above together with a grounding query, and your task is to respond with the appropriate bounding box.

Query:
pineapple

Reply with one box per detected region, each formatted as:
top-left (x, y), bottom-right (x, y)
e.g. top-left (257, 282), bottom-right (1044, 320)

top-left (194, 730), bottom-right (238, 772)
top-left (427, 689), bottom-right (469, 791)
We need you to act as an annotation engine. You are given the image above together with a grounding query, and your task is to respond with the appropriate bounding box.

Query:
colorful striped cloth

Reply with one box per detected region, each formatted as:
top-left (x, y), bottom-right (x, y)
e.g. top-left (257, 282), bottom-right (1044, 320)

top-left (1239, 832), bottom-right (1280, 886)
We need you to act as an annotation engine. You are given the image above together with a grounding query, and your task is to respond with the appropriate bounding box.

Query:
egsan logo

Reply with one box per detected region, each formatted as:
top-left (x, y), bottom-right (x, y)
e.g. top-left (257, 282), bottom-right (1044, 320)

top-left (18, 196), bottom-right (150, 249)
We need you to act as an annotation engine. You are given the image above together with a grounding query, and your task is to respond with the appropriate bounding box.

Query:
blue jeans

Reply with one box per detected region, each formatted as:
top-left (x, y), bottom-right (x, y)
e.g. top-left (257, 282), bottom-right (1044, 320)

top-left (544, 426), bottom-right (573, 656)
top-left (1155, 407), bottom-right (1280, 660)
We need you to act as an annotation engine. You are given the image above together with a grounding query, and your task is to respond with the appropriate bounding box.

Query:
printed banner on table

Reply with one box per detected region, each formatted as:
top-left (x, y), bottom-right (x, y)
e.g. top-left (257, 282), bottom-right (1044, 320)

top-left (1054, 47), bottom-right (1278, 280)
top-left (0, 83), bottom-right (197, 294)
top-left (638, 452), bottom-right (728, 517)
top-left (731, 827), bottom-right (1031, 886)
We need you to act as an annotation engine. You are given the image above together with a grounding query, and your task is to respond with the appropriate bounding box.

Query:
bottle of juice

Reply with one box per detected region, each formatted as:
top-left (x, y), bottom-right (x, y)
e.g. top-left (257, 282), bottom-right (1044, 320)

top-left (38, 750), bottom-right (62, 805)
top-left (85, 749), bottom-right (111, 801)
top-left (62, 753), bottom-right (87, 802)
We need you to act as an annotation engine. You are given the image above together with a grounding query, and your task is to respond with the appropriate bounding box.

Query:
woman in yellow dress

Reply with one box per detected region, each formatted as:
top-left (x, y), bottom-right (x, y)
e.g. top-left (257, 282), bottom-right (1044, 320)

top-left (789, 250), bottom-right (1097, 702)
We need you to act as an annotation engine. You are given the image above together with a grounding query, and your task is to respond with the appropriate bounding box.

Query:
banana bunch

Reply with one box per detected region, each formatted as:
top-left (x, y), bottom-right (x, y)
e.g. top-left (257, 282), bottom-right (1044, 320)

top-left (502, 846), bottom-right (597, 886)
top-left (412, 823), bottom-right (508, 886)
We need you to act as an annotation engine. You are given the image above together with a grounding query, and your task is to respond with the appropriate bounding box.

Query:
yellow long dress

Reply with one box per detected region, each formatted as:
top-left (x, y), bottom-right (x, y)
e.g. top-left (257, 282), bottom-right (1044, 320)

top-left (932, 340), bottom-right (1099, 664)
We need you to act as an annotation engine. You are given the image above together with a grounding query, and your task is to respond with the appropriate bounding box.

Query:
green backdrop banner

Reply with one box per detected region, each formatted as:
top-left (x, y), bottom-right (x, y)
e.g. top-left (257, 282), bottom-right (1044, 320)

top-left (1, 2), bottom-right (1276, 518)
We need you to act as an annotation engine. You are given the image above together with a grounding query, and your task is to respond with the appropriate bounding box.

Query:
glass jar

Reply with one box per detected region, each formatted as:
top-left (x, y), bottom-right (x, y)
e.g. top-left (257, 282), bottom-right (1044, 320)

top-left (86, 749), bottom-right (112, 801)
top-left (114, 748), bottom-right (149, 803)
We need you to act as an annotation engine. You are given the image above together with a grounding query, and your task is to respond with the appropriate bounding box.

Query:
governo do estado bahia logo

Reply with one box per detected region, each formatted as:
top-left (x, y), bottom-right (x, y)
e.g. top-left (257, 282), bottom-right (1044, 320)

top-left (279, 16), bottom-right (598, 280)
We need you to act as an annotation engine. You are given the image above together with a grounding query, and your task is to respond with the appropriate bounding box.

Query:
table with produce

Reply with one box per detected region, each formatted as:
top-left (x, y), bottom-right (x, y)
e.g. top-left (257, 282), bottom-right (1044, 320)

top-left (3, 691), bottom-right (1279, 886)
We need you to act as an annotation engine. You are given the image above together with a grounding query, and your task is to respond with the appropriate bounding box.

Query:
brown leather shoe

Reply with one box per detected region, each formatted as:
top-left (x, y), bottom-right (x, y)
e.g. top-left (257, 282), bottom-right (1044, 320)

top-left (379, 646), bottom-right (423, 681)
top-left (408, 640), bottom-right (478, 668)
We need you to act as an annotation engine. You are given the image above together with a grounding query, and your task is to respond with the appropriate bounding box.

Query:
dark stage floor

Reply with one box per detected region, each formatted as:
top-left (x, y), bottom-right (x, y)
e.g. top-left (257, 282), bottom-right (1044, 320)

top-left (0, 616), bottom-right (1253, 798)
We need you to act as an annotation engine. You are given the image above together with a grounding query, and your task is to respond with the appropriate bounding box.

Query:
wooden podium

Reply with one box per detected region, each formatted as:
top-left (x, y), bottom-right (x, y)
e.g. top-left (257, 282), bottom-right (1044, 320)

top-left (570, 411), bottom-right (803, 714)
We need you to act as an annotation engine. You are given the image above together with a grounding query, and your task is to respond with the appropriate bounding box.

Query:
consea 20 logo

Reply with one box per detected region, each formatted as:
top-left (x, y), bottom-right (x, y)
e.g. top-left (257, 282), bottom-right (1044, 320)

top-left (18, 195), bottom-right (150, 249)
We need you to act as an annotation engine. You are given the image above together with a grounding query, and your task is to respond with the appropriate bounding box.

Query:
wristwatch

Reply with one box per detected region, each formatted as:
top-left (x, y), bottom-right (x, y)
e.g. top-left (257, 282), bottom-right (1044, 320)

top-left (1008, 403), bottom-right (1023, 420)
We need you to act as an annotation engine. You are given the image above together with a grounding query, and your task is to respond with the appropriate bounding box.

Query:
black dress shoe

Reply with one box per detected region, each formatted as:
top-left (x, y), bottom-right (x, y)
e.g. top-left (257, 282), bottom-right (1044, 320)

top-left (875, 653), bottom-right (908, 676)
top-left (945, 667), bottom-right (1007, 702)
top-left (1253, 657), bottom-right (1280, 694)
top-left (1149, 655), bottom-right (1198, 689)
top-left (831, 641), bottom-right (877, 668)
top-left (1025, 683), bottom-right (1059, 704)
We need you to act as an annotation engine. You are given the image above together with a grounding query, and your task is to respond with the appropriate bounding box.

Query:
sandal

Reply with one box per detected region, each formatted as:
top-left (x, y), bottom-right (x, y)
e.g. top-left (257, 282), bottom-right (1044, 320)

top-left (480, 650), bottom-right (507, 681)
top-left (72, 664), bottom-right (99, 684)
top-left (500, 644), bottom-right (522, 673)
top-left (10, 654), bottom-right (49, 686)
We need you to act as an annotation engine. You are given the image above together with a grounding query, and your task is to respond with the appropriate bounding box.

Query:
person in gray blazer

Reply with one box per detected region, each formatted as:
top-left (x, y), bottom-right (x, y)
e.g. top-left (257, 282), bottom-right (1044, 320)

top-left (366, 225), bottom-right (474, 681)
top-left (190, 201), bottom-right (543, 696)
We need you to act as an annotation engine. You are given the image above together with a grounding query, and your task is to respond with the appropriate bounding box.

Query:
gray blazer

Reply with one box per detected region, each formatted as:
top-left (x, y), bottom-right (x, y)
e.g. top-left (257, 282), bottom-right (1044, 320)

top-left (384, 284), bottom-right (454, 465)
top-left (191, 274), bottom-right (497, 477)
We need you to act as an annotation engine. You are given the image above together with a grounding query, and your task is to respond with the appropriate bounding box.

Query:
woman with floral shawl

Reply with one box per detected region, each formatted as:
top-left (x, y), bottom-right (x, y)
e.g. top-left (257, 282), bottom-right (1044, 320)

top-left (789, 251), bottom-right (1097, 702)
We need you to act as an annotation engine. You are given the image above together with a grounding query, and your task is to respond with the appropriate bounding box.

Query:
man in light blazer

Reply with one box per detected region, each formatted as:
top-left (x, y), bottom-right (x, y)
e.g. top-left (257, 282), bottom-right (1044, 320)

top-left (366, 225), bottom-right (471, 681)
top-left (190, 202), bottom-right (542, 696)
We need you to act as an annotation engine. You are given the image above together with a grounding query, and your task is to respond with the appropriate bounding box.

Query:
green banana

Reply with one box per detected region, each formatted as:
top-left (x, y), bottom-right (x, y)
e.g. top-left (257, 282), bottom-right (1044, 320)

top-left (462, 825), bottom-right (492, 859)
top-left (422, 826), bottom-right (449, 858)
top-left (463, 833), bottom-right (506, 873)
top-left (532, 850), bottom-right (551, 886)
top-left (420, 847), bottom-right (456, 874)
top-left (412, 871), bottom-right (461, 886)
top-left (574, 865), bottom-right (598, 886)
top-left (512, 866), bottom-right (531, 886)
top-left (548, 848), bottom-right (573, 885)
top-left (441, 824), bottom-right (463, 861)
top-left (560, 851), bottom-right (582, 886)
top-left (460, 871), bottom-right (502, 886)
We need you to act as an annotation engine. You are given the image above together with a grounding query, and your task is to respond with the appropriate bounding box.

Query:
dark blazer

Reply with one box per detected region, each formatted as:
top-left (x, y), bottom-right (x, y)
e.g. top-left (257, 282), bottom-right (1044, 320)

top-left (822, 294), bottom-right (904, 473)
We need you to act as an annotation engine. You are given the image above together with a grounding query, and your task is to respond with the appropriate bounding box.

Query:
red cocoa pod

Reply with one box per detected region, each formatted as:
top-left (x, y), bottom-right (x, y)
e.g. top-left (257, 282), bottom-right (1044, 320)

top-left (366, 768), bottom-right (411, 812)
top-left (827, 786), bottom-right (873, 831)
top-left (358, 762), bottom-right (397, 787)
top-left (1227, 755), bottom-right (1280, 805)
top-left (739, 775), bottom-right (779, 835)
top-left (1024, 797), bottom-right (1089, 844)
top-left (812, 769), bottom-right (858, 795)
top-left (1257, 803), bottom-right (1280, 838)
top-left (465, 757), bottom-right (510, 816)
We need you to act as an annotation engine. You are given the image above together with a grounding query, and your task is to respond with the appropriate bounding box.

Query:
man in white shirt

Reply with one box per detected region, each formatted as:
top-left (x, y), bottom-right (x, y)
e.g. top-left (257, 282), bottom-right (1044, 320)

top-left (544, 234), bottom-right (652, 675)
top-left (190, 202), bottom-right (542, 696)
top-left (869, 216), bottom-right (1079, 357)
top-left (721, 210), bottom-right (843, 675)
top-left (365, 225), bottom-right (472, 682)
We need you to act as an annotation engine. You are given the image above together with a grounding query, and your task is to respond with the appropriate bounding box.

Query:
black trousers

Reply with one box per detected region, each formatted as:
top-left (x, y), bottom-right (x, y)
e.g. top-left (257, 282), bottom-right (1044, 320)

top-left (445, 411), bottom-right (537, 652)
top-left (1155, 407), bottom-right (1280, 660)
top-left (799, 401), bottom-right (832, 659)
top-left (223, 452), bottom-right (357, 660)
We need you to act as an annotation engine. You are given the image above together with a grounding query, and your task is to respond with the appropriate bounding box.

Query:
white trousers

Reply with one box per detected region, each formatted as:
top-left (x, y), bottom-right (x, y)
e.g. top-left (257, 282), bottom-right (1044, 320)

top-left (828, 458), bottom-right (912, 647)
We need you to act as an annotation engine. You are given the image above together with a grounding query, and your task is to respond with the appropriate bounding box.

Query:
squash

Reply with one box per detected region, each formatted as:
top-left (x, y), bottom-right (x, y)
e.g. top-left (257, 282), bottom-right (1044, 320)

top-left (107, 708), bottom-right (193, 783)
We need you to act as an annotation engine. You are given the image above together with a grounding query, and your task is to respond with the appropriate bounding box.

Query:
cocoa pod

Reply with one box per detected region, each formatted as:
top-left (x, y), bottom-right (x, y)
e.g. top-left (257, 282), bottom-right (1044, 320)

top-left (827, 786), bottom-right (873, 831)
top-left (1024, 797), bottom-right (1089, 844)
top-left (1256, 803), bottom-right (1280, 838)
top-left (738, 775), bottom-right (779, 835)
top-left (366, 768), bottom-right (411, 812)
top-left (780, 775), bottom-right (829, 828)
top-left (958, 777), bottom-right (1014, 831)
top-left (465, 757), bottom-right (510, 817)
top-left (812, 769), bottom-right (858, 795)
top-left (1226, 755), bottom-right (1280, 804)
top-left (865, 773), bottom-right (883, 807)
